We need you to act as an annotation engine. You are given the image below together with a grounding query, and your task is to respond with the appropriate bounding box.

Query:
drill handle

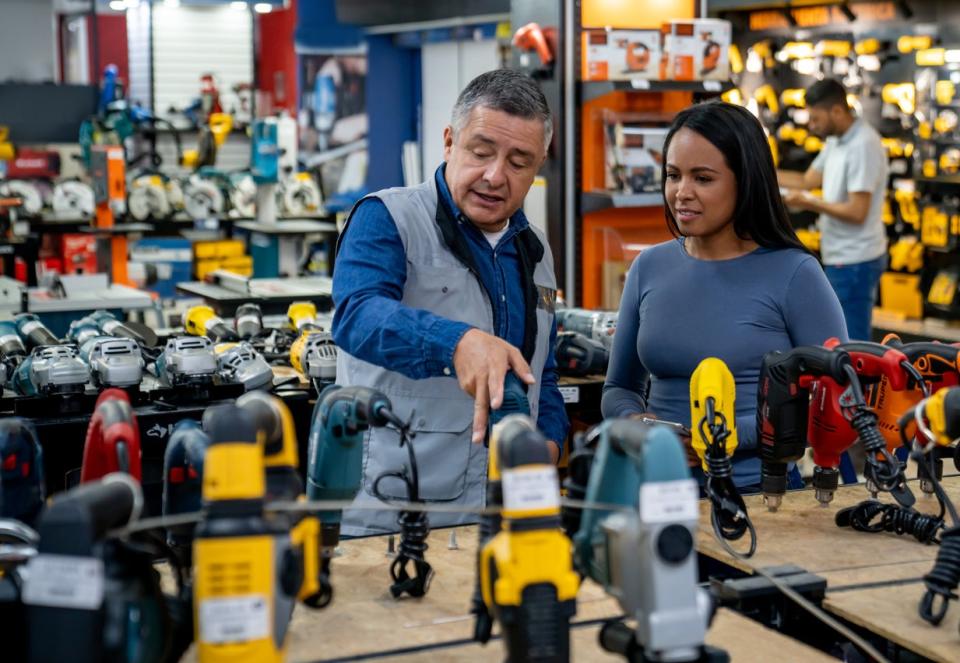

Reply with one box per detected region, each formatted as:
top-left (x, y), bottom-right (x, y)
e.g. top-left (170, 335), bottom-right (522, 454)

top-left (781, 345), bottom-right (852, 383)
top-left (893, 342), bottom-right (960, 382)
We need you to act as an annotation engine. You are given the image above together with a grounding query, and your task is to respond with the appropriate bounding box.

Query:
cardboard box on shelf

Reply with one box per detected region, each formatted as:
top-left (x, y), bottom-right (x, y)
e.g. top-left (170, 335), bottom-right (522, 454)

top-left (663, 19), bottom-right (731, 81)
top-left (601, 260), bottom-right (630, 310)
top-left (582, 28), bottom-right (662, 81)
top-left (601, 111), bottom-right (669, 194)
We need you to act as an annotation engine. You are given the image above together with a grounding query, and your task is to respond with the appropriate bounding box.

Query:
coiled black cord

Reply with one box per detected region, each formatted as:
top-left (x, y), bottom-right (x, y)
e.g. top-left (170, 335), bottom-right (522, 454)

top-left (835, 500), bottom-right (943, 544)
top-left (920, 527), bottom-right (960, 626)
top-left (699, 399), bottom-right (757, 558)
top-left (371, 420), bottom-right (434, 599)
top-left (843, 365), bottom-right (912, 505)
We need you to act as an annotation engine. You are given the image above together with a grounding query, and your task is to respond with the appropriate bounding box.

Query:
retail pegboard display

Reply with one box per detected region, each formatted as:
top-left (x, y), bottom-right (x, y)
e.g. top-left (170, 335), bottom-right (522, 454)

top-left (717, 0), bottom-right (960, 326)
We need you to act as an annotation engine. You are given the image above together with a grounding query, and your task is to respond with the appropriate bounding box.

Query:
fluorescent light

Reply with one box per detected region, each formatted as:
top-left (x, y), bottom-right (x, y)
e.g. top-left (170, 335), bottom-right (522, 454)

top-left (231, 1), bottom-right (249, 10)
top-left (253, 2), bottom-right (273, 13)
top-left (164, 0), bottom-right (180, 7)
top-left (124, 0), bottom-right (141, 8)
top-left (108, 0), bottom-right (126, 10)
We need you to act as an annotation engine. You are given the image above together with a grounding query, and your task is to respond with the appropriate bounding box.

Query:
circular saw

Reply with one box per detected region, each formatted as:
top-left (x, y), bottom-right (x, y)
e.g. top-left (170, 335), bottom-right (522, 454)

top-left (51, 180), bottom-right (95, 219)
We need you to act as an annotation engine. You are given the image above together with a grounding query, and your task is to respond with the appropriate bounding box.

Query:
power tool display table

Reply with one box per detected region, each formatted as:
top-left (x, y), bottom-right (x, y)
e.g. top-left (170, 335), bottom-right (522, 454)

top-left (238, 526), bottom-right (833, 662)
top-left (697, 476), bottom-right (960, 662)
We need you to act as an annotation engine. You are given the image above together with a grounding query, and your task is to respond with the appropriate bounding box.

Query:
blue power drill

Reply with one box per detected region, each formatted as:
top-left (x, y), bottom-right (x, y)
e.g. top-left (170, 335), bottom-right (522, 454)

top-left (306, 385), bottom-right (403, 606)
top-left (0, 418), bottom-right (45, 526)
top-left (162, 419), bottom-right (211, 568)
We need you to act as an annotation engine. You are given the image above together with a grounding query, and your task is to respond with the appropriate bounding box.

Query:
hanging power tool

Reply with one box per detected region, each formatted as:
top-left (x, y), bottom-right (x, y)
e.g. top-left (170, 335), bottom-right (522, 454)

top-left (235, 302), bottom-right (264, 340)
top-left (193, 403), bottom-right (322, 663)
top-left (0, 418), bottom-right (45, 526)
top-left (757, 345), bottom-right (852, 511)
top-left (155, 336), bottom-right (218, 387)
top-left (24, 474), bottom-right (189, 663)
top-left (80, 388), bottom-right (141, 483)
top-left (162, 419), bottom-right (210, 568)
top-left (12, 345), bottom-right (90, 396)
top-left (807, 340), bottom-right (916, 506)
top-left (306, 385), bottom-right (404, 606)
top-left (690, 358), bottom-right (755, 558)
top-left (288, 301), bottom-right (322, 332)
top-left (572, 419), bottom-right (726, 663)
top-left (215, 342), bottom-right (273, 391)
top-left (555, 331), bottom-right (609, 377)
top-left (51, 180), bottom-right (96, 219)
top-left (185, 304), bottom-right (240, 343)
top-left (14, 313), bottom-right (59, 349)
top-left (478, 414), bottom-right (579, 663)
top-left (473, 372), bottom-right (532, 644)
top-left (80, 336), bottom-right (145, 389)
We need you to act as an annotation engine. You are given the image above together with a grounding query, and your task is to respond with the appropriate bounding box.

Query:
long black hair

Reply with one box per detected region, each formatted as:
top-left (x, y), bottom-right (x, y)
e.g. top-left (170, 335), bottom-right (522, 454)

top-left (660, 100), bottom-right (810, 254)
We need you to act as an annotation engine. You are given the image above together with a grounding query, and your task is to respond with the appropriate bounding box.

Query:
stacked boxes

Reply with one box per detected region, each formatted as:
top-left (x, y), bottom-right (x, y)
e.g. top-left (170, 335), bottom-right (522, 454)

top-left (582, 20), bottom-right (732, 83)
top-left (193, 239), bottom-right (253, 281)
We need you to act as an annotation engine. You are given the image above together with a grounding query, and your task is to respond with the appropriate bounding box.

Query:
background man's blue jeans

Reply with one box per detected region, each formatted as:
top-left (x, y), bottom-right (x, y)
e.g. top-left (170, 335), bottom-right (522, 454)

top-left (824, 255), bottom-right (887, 341)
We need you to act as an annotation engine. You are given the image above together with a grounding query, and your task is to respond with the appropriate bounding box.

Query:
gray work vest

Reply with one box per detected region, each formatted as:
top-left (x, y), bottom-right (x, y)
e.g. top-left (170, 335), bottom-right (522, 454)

top-left (338, 177), bottom-right (557, 536)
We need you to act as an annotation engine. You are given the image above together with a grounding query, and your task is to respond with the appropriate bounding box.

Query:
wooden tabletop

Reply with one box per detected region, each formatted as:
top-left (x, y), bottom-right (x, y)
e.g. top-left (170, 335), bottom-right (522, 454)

top-left (697, 475), bottom-right (960, 662)
top-left (271, 526), bottom-right (832, 662)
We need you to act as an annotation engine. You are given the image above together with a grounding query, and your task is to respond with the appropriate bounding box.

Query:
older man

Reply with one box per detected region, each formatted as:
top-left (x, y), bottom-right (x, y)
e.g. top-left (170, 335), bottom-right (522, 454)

top-left (332, 69), bottom-right (568, 535)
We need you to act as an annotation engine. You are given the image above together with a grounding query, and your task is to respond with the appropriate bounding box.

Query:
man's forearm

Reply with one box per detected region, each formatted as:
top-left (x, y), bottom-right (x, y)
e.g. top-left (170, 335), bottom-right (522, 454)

top-left (777, 169), bottom-right (807, 189)
top-left (802, 196), bottom-right (868, 224)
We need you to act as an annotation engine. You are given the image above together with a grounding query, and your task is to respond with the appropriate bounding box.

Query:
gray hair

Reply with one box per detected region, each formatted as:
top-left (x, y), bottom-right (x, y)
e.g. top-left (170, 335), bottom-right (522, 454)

top-left (450, 69), bottom-right (553, 150)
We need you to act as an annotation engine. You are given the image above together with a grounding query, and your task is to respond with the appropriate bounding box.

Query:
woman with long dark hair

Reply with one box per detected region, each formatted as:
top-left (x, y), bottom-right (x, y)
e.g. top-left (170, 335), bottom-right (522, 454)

top-left (601, 101), bottom-right (847, 490)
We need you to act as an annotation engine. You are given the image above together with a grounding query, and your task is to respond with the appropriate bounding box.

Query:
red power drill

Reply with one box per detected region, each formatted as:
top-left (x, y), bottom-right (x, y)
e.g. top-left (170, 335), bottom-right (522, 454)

top-left (877, 335), bottom-right (960, 493)
top-left (80, 388), bottom-right (142, 483)
top-left (757, 345), bottom-right (851, 511)
top-left (808, 339), bottom-right (913, 506)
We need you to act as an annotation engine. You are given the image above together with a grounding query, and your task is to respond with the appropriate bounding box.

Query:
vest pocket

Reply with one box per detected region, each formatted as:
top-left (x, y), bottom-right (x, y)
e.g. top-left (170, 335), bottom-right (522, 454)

top-left (361, 398), bottom-right (475, 502)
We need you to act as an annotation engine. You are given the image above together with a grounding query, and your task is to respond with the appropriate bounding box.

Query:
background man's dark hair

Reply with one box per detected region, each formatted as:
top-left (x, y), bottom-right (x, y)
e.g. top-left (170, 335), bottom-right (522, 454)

top-left (805, 78), bottom-right (850, 110)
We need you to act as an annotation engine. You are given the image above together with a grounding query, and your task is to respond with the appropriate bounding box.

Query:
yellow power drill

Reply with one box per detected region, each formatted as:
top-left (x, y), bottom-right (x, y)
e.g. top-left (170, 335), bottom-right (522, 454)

top-left (479, 415), bottom-right (580, 662)
top-left (185, 304), bottom-right (239, 343)
top-left (193, 402), bottom-right (322, 663)
top-left (287, 301), bottom-right (322, 333)
top-left (690, 358), bottom-right (755, 557)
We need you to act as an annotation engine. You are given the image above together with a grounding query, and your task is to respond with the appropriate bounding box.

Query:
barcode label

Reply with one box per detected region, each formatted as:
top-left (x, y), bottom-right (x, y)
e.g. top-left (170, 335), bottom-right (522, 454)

top-left (559, 386), bottom-right (579, 404)
top-left (22, 554), bottom-right (104, 610)
top-left (640, 479), bottom-right (698, 524)
top-left (502, 466), bottom-right (560, 512)
top-left (199, 595), bottom-right (270, 644)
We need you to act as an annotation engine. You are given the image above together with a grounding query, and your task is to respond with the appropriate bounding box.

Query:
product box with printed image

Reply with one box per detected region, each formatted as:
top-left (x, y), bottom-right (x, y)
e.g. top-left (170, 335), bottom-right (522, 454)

top-left (662, 19), bottom-right (731, 81)
top-left (582, 29), bottom-right (662, 81)
top-left (601, 111), bottom-right (669, 195)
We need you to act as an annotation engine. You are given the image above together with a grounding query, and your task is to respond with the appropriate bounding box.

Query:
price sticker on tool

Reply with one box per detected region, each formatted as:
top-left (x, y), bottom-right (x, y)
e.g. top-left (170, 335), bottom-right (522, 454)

top-left (199, 595), bottom-right (271, 644)
top-left (22, 554), bottom-right (105, 610)
top-left (559, 386), bottom-right (579, 404)
top-left (502, 466), bottom-right (560, 513)
top-left (639, 479), bottom-right (698, 524)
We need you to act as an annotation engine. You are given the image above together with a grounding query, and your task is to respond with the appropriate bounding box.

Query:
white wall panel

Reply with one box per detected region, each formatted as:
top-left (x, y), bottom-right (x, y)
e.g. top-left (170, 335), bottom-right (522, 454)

top-left (0, 0), bottom-right (55, 83)
top-left (420, 39), bottom-right (498, 179)
top-left (151, 5), bottom-right (252, 127)
top-left (126, 3), bottom-right (152, 107)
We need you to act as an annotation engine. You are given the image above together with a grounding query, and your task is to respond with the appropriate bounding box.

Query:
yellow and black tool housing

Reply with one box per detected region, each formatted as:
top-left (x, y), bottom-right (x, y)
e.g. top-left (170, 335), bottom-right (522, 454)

top-left (479, 415), bottom-right (580, 663)
top-left (923, 387), bottom-right (960, 447)
top-left (690, 357), bottom-right (738, 471)
top-left (193, 404), bottom-right (286, 663)
top-left (287, 301), bottom-right (320, 332)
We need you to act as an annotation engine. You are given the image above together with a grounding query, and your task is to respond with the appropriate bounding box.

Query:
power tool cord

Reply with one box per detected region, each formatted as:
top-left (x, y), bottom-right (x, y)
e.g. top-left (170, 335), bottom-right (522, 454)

top-left (841, 364), bottom-right (907, 499)
top-left (371, 416), bottom-right (434, 599)
top-left (699, 399), bottom-right (757, 559)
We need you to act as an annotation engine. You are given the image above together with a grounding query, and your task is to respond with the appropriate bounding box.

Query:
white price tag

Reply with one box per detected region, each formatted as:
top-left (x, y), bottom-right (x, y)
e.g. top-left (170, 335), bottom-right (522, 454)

top-left (22, 554), bottom-right (104, 610)
top-left (559, 386), bottom-right (579, 404)
top-left (200, 595), bottom-right (270, 645)
top-left (703, 80), bottom-right (722, 92)
top-left (630, 79), bottom-right (651, 90)
top-left (639, 479), bottom-right (698, 524)
top-left (502, 466), bottom-right (560, 513)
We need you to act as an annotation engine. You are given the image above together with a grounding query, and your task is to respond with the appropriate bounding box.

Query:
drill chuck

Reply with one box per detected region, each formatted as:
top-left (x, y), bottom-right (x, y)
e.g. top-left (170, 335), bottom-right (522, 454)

top-left (14, 313), bottom-right (59, 349)
top-left (234, 303), bottom-right (263, 340)
top-left (812, 466), bottom-right (839, 506)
